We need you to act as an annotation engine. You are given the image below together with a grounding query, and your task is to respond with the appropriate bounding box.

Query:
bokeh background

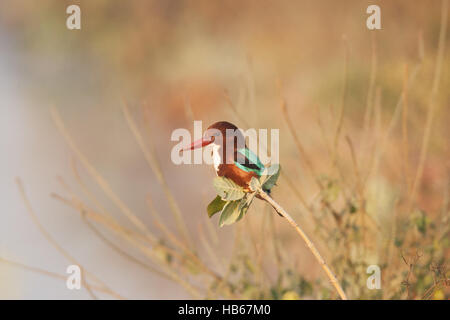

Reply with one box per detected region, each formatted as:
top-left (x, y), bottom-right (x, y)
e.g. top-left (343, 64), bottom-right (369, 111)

top-left (0, 0), bottom-right (448, 299)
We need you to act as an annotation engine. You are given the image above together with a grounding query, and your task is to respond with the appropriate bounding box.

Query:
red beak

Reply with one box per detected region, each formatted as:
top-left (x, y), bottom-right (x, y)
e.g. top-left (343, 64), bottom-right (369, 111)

top-left (182, 138), bottom-right (213, 151)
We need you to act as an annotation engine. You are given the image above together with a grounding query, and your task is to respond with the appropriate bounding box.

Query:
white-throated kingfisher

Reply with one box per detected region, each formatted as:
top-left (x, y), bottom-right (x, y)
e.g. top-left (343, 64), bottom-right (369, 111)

top-left (182, 121), bottom-right (271, 194)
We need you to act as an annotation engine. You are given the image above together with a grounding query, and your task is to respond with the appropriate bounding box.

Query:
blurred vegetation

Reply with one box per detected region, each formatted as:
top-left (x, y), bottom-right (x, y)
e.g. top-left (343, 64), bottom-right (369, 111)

top-left (0, 0), bottom-right (449, 299)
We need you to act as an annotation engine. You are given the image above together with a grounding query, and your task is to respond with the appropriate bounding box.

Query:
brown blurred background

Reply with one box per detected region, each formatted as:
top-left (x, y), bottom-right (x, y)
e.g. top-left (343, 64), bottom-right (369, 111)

top-left (0, 1), bottom-right (448, 299)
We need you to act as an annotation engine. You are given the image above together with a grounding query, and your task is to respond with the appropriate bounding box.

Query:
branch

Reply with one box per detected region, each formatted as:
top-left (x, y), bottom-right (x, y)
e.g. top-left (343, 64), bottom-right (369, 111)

top-left (257, 190), bottom-right (348, 300)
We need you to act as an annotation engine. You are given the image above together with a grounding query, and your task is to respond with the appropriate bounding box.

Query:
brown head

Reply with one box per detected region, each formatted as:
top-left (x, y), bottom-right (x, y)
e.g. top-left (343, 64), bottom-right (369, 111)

top-left (182, 121), bottom-right (245, 151)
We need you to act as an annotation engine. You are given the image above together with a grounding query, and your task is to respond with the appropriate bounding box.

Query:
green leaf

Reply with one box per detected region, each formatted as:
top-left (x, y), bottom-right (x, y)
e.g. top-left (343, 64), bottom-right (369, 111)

top-left (154, 243), bottom-right (173, 264)
top-left (219, 200), bottom-right (241, 227)
top-left (261, 164), bottom-right (281, 191)
top-left (182, 255), bottom-right (201, 275)
top-left (207, 195), bottom-right (227, 218)
top-left (412, 210), bottom-right (429, 236)
top-left (320, 177), bottom-right (340, 202)
top-left (213, 177), bottom-right (246, 201)
top-left (249, 177), bottom-right (261, 192)
top-left (237, 193), bottom-right (255, 220)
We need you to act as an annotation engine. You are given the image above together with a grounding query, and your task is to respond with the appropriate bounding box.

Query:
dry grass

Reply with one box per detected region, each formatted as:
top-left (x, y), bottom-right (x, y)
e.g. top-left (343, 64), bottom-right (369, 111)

top-left (1, 0), bottom-right (449, 300)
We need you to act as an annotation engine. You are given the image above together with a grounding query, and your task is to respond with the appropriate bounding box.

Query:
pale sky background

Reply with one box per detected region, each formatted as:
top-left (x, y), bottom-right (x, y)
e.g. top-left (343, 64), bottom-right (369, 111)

top-left (0, 29), bottom-right (189, 299)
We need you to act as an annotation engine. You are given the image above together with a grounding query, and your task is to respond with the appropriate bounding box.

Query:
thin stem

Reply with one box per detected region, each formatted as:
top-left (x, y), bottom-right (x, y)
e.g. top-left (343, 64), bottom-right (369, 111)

top-left (122, 100), bottom-right (193, 247)
top-left (0, 257), bottom-right (120, 299)
top-left (401, 65), bottom-right (411, 195)
top-left (409, 0), bottom-right (448, 207)
top-left (257, 190), bottom-right (348, 300)
top-left (16, 178), bottom-right (123, 299)
top-left (332, 36), bottom-right (349, 166)
top-left (50, 108), bottom-right (150, 236)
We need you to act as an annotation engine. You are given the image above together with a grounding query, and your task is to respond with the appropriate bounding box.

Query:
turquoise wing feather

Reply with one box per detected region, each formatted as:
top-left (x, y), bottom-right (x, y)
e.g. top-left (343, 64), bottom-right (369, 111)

top-left (234, 148), bottom-right (265, 176)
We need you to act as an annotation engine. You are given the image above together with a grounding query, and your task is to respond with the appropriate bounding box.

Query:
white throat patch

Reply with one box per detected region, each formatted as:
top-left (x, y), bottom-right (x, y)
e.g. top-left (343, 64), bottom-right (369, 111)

top-left (212, 144), bottom-right (221, 172)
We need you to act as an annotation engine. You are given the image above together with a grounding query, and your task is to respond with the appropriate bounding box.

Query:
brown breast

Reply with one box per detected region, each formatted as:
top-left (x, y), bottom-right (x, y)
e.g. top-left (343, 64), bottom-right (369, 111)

top-left (217, 163), bottom-right (258, 192)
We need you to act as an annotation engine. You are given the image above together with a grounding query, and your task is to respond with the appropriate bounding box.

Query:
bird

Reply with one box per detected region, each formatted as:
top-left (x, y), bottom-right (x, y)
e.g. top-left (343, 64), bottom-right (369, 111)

top-left (182, 121), bottom-right (271, 194)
